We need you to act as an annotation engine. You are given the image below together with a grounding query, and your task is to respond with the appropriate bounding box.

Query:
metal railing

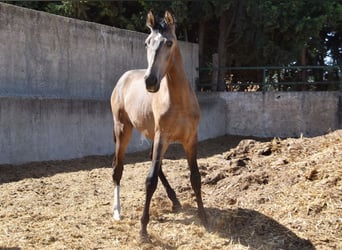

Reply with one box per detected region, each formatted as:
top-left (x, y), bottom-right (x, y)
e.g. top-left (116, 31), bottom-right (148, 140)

top-left (197, 65), bottom-right (342, 92)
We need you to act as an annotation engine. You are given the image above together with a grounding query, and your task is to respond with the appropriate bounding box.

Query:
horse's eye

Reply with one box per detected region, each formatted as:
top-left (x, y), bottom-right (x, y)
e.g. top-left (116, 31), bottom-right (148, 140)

top-left (166, 40), bottom-right (173, 47)
top-left (145, 39), bottom-right (150, 48)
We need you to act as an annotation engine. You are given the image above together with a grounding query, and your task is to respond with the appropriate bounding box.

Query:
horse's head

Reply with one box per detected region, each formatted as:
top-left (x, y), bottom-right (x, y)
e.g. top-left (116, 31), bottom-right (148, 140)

top-left (144, 11), bottom-right (176, 93)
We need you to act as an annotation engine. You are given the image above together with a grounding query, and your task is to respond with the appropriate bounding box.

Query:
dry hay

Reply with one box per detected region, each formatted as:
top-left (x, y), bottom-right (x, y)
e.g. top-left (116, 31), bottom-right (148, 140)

top-left (0, 130), bottom-right (341, 249)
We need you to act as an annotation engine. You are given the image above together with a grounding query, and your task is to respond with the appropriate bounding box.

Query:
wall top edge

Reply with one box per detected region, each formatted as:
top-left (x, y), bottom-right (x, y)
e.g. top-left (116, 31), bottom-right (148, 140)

top-left (0, 2), bottom-right (198, 46)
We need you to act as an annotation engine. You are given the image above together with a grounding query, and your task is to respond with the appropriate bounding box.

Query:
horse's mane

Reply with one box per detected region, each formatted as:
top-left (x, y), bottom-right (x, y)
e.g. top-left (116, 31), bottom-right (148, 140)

top-left (151, 13), bottom-right (176, 32)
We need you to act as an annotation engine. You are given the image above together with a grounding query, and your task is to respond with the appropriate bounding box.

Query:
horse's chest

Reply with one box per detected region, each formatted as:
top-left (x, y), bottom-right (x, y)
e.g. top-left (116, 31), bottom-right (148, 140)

top-left (129, 109), bottom-right (155, 138)
top-left (158, 109), bottom-right (199, 139)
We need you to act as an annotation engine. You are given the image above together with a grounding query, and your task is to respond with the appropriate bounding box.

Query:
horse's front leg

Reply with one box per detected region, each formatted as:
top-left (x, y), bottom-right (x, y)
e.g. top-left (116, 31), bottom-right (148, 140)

top-left (140, 133), bottom-right (169, 239)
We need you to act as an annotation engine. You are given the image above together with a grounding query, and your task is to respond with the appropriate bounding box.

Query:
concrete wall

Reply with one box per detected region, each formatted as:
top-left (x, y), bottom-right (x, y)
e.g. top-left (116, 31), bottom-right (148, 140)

top-left (197, 92), bottom-right (341, 139)
top-left (1, 91), bottom-right (340, 164)
top-left (225, 92), bottom-right (341, 137)
top-left (0, 3), bottom-right (198, 99)
top-left (0, 97), bottom-right (152, 164)
top-left (0, 97), bottom-right (112, 163)
top-left (0, 3), bottom-right (340, 165)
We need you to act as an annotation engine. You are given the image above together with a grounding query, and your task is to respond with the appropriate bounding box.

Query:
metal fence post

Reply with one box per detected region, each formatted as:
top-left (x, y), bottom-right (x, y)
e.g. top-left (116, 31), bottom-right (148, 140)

top-left (339, 67), bottom-right (342, 92)
top-left (262, 68), bottom-right (266, 93)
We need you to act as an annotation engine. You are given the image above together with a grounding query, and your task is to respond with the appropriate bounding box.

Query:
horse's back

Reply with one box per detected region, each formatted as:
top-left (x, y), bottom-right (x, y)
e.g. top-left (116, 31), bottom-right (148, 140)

top-left (111, 69), bottom-right (146, 108)
top-left (112, 69), bottom-right (145, 98)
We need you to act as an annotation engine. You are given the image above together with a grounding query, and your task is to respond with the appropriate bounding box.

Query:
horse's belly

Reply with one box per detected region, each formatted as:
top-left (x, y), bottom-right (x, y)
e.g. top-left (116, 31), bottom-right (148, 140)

top-left (130, 116), bottom-right (155, 140)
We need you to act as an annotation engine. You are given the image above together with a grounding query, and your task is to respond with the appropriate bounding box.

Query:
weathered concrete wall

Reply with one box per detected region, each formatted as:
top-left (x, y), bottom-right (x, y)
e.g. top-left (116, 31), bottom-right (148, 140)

top-left (197, 94), bottom-right (226, 141)
top-left (0, 3), bottom-right (198, 99)
top-left (198, 91), bottom-right (341, 139)
top-left (190, 91), bottom-right (341, 143)
top-left (1, 92), bottom-right (340, 164)
top-left (220, 91), bottom-right (341, 137)
top-left (0, 97), bottom-right (152, 164)
top-left (0, 97), bottom-right (111, 163)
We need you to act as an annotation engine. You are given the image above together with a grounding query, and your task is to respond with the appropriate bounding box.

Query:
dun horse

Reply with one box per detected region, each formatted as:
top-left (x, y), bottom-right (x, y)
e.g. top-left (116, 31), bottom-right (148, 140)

top-left (110, 10), bottom-right (207, 238)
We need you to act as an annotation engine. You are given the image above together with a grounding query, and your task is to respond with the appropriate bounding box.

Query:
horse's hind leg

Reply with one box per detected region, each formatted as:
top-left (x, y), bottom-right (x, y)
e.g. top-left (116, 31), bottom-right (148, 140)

top-left (183, 135), bottom-right (207, 226)
top-left (159, 167), bottom-right (181, 211)
top-left (150, 144), bottom-right (181, 211)
top-left (112, 119), bottom-right (133, 220)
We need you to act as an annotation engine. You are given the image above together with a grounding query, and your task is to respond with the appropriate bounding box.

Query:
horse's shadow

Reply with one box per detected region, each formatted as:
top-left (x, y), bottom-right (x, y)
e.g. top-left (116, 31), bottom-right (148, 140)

top-left (170, 206), bottom-right (315, 250)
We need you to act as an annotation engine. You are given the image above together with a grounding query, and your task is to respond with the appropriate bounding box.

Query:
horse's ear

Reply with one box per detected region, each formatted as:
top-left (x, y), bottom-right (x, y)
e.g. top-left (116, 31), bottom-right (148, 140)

top-left (164, 11), bottom-right (174, 26)
top-left (146, 11), bottom-right (155, 30)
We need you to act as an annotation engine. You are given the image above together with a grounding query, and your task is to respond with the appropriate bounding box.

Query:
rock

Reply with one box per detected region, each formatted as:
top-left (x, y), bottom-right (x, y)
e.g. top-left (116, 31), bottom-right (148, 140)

top-left (304, 168), bottom-right (318, 181)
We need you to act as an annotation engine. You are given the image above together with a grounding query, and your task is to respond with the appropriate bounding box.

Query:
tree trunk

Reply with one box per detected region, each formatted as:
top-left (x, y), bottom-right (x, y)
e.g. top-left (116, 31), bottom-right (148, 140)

top-left (216, 2), bottom-right (240, 91)
top-left (183, 26), bottom-right (188, 42)
top-left (301, 46), bottom-right (308, 90)
top-left (198, 20), bottom-right (209, 91)
top-left (211, 53), bottom-right (218, 90)
top-left (198, 20), bottom-right (206, 68)
top-left (217, 10), bottom-right (229, 91)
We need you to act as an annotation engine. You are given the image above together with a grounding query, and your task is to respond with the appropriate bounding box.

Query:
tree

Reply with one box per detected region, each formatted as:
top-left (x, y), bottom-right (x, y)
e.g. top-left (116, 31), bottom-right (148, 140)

top-left (6, 0), bottom-right (341, 89)
top-left (205, 0), bottom-right (342, 89)
top-left (212, 0), bottom-right (249, 90)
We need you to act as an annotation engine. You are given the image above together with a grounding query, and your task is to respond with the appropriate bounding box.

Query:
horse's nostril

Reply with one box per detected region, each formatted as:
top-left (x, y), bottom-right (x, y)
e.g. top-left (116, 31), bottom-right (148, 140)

top-left (145, 75), bottom-right (159, 92)
top-left (145, 75), bottom-right (157, 87)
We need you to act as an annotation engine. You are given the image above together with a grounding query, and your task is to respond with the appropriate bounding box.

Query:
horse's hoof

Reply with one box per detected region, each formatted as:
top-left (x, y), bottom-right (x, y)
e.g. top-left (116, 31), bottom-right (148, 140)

top-left (139, 231), bottom-right (151, 243)
top-left (113, 210), bottom-right (121, 221)
top-left (172, 200), bottom-right (182, 212)
top-left (199, 211), bottom-right (208, 228)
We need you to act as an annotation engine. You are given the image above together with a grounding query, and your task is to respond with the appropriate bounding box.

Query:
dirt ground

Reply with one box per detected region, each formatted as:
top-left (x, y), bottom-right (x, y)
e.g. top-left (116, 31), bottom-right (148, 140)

top-left (0, 130), bottom-right (341, 250)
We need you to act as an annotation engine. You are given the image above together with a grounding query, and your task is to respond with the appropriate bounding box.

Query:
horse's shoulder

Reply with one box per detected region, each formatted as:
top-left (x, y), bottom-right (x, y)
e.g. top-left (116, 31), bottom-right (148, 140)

top-left (117, 69), bottom-right (144, 86)
top-left (123, 69), bottom-right (145, 78)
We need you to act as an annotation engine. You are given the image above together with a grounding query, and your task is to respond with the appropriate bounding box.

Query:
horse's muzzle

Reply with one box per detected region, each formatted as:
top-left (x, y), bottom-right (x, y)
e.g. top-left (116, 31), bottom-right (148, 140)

top-left (144, 75), bottom-right (159, 93)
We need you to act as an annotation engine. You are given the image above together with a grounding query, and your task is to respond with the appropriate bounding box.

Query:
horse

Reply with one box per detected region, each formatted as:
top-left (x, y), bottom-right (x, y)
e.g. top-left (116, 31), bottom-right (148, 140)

top-left (110, 10), bottom-right (207, 238)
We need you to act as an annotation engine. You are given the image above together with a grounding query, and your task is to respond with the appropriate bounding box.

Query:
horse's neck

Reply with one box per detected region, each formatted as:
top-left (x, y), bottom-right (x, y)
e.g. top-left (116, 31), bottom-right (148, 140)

top-left (166, 45), bottom-right (191, 99)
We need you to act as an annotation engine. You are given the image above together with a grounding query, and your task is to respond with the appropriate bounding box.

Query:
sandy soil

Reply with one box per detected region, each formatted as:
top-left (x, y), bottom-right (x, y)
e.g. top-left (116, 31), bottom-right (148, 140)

top-left (0, 130), bottom-right (341, 250)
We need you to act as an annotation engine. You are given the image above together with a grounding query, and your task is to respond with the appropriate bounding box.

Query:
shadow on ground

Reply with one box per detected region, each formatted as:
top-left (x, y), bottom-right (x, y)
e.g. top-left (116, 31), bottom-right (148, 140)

top-left (206, 207), bottom-right (314, 250)
top-left (0, 135), bottom-right (268, 184)
top-left (155, 206), bottom-right (315, 250)
top-left (0, 154), bottom-right (112, 184)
